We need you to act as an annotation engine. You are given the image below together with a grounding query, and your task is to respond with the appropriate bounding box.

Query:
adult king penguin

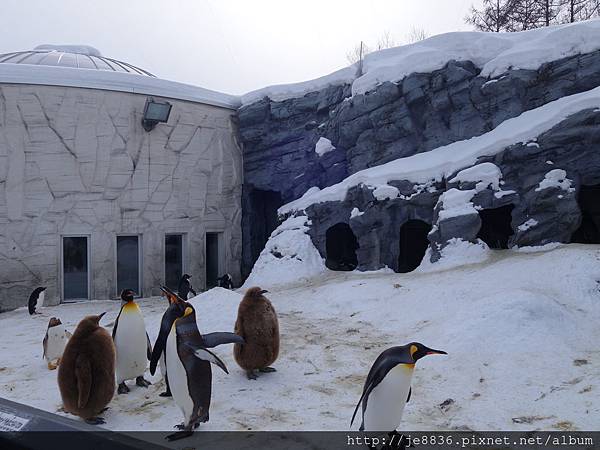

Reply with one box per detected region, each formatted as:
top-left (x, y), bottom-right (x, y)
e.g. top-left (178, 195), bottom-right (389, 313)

top-left (28, 286), bottom-right (47, 315)
top-left (112, 289), bottom-right (152, 394)
top-left (58, 313), bottom-right (115, 424)
top-left (351, 342), bottom-right (446, 432)
top-left (151, 286), bottom-right (186, 397)
top-left (149, 292), bottom-right (243, 441)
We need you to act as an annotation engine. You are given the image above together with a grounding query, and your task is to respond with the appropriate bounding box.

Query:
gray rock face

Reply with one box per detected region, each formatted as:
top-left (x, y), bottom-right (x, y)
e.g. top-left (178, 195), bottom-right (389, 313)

top-left (238, 50), bottom-right (600, 276)
top-left (300, 108), bottom-right (600, 272)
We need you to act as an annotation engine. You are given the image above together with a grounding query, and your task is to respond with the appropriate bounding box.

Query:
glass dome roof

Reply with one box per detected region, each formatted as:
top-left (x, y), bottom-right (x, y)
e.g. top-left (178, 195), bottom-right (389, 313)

top-left (0, 45), bottom-right (155, 77)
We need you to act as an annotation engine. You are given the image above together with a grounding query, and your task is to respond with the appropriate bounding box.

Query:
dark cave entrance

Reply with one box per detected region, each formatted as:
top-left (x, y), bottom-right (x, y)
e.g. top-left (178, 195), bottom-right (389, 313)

top-left (398, 220), bottom-right (432, 273)
top-left (476, 205), bottom-right (514, 249)
top-left (249, 189), bottom-right (283, 266)
top-left (571, 184), bottom-right (600, 244)
top-left (325, 223), bottom-right (358, 271)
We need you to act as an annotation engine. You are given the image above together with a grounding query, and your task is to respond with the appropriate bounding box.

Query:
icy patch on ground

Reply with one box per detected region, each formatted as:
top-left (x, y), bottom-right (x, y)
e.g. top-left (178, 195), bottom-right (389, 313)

top-left (417, 239), bottom-right (490, 273)
top-left (242, 216), bottom-right (326, 289)
top-left (513, 242), bottom-right (564, 253)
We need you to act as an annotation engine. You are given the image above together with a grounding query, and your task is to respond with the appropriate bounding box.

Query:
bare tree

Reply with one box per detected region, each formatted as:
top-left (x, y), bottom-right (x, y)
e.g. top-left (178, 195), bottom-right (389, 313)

top-left (346, 41), bottom-right (371, 65)
top-left (466, 0), bottom-right (516, 32)
top-left (560, 0), bottom-right (600, 22)
top-left (376, 31), bottom-right (397, 50)
top-left (507, 0), bottom-right (546, 30)
top-left (406, 27), bottom-right (429, 43)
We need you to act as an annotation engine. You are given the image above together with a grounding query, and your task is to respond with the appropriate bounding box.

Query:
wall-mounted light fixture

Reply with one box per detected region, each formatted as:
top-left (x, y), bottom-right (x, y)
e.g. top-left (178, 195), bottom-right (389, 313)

top-left (141, 97), bottom-right (172, 132)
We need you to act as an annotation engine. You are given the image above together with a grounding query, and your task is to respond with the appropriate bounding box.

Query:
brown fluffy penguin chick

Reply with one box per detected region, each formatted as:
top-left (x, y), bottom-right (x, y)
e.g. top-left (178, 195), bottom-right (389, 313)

top-left (233, 287), bottom-right (279, 380)
top-left (58, 313), bottom-right (115, 425)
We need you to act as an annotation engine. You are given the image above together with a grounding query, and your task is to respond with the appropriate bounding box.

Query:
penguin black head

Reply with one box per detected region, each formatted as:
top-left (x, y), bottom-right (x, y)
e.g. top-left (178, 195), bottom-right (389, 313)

top-left (182, 274), bottom-right (191, 280)
top-left (48, 317), bottom-right (62, 328)
top-left (120, 289), bottom-right (136, 302)
top-left (407, 342), bottom-right (447, 362)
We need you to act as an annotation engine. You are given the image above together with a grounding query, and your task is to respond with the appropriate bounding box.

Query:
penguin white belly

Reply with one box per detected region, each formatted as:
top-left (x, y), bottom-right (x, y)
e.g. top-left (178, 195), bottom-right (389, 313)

top-left (159, 352), bottom-right (167, 379)
top-left (364, 364), bottom-right (414, 432)
top-left (45, 327), bottom-right (68, 362)
top-left (115, 306), bottom-right (148, 383)
top-left (166, 327), bottom-right (194, 424)
top-left (38, 291), bottom-right (45, 308)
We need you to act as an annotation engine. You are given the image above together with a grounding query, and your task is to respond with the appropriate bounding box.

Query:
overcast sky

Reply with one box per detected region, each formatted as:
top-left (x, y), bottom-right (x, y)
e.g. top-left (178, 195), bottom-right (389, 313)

top-left (0, 0), bottom-right (483, 95)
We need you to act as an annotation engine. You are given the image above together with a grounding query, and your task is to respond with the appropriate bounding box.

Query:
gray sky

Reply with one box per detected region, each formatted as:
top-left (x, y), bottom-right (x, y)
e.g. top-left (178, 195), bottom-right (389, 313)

top-left (0, 0), bottom-right (482, 95)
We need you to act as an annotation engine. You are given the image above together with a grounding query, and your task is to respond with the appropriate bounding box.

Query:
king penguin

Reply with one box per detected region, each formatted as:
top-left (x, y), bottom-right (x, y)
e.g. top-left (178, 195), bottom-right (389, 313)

top-left (152, 286), bottom-right (186, 397)
top-left (43, 317), bottom-right (71, 370)
top-left (149, 296), bottom-right (243, 441)
top-left (351, 342), bottom-right (446, 432)
top-left (112, 289), bottom-right (152, 394)
top-left (28, 286), bottom-right (47, 315)
top-left (57, 312), bottom-right (115, 424)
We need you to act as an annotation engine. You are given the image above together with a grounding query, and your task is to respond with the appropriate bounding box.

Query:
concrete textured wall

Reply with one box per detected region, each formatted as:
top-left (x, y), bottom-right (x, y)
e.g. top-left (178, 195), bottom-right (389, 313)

top-left (0, 83), bottom-right (242, 311)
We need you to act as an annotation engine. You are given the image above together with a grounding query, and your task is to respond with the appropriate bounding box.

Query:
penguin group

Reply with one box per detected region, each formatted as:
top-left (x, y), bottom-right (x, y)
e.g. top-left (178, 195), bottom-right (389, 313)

top-left (29, 275), bottom-right (445, 441)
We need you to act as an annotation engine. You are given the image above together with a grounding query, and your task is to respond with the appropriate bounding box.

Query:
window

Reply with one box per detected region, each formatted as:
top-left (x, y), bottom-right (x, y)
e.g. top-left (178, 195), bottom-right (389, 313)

top-left (206, 233), bottom-right (222, 289)
top-left (116, 235), bottom-right (141, 296)
top-left (165, 234), bottom-right (184, 290)
top-left (62, 236), bottom-right (89, 301)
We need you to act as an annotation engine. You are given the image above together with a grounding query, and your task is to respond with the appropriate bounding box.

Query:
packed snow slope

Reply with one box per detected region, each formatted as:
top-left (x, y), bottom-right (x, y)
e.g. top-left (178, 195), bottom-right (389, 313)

top-left (0, 244), bottom-right (598, 433)
top-left (242, 19), bottom-right (600, 105)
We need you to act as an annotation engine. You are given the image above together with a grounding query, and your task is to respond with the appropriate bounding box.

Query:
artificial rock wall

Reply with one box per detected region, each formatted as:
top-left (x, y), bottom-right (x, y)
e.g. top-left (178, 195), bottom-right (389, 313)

top-left (239, 50), bottom-right (600, 274)
top-left (0, 83), bottom-right (242, 311)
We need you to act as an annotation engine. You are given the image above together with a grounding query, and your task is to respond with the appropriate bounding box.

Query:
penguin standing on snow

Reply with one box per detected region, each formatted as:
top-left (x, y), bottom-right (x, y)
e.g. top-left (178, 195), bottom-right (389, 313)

top-left (152, 286), bottom-right (186, 397)
top-left (149, 296), bottom-right (243, 441)
top-left (178, 274), bottom-right (197, 300)
top-left (112, 289), bottom-right (152, 394)
top-left (351, 342), bottom-right (446, 432)
top-left (233, 287), bottom-right (279, 380)
top-left (28, 286), bottom-right (47, 315)
top-left (43, 317), bottom-right (71, 370)
top-left (58, 312), bottom-right (115, 424)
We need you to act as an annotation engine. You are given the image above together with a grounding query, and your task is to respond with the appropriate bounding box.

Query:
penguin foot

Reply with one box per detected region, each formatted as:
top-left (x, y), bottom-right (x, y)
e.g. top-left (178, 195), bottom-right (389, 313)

top-left (246, 370), bottom-right (258, 380)
top-left (166, 430), bottom-right (193, 441)
top-left (259, 367), bottom-right (277, 373)
top-left (117, 382), bottom-right (130, 394)
top-left (159, 391), bottom-right (172, 397)
top-left (135, 376), bottom-right (151, 388)
top-left (84, 417), bottom-right (106, 425)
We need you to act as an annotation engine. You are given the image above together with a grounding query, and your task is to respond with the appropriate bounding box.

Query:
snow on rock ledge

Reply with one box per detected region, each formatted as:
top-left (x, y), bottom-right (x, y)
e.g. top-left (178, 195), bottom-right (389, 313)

top-left (242, 20), bottom-right (600, 105)
top-left (417, 238), bottom-right (490, 273)
top-left (242, 216), bottom-right (326, 289)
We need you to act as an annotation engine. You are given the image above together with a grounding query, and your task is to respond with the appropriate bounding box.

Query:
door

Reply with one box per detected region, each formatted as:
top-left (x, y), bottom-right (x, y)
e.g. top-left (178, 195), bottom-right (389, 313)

top-left (206, 233), bottom-right (220, 289)
top-left (117, 235), bottom-right (141, 296)
top-left (165, 234), bottom-right (184, 291)
top-left (62, 236), bottom-right (89, 301)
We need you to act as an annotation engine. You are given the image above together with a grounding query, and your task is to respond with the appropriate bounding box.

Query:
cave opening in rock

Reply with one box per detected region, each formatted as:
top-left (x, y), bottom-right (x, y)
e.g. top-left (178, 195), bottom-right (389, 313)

top-left (398, 220), bottom-right (431, 273)
top-left (249, 189), bottom-right (283, 267)
top-left (571, 184), bottom-right (600, 244)
top-left (476, 205), bottom-right (515, 249)
top-left (325, 223), bottom-right (358, 271)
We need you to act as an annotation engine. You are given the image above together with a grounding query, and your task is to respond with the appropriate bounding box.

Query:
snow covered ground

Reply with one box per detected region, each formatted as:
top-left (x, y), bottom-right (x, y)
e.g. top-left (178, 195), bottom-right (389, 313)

top-left (0, 244), bottom-right (599, 434)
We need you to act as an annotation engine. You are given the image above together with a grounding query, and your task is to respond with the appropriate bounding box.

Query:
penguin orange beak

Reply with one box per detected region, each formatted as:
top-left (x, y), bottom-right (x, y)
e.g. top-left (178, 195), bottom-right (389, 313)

top-left (426, 348), bottom-right (447, 355)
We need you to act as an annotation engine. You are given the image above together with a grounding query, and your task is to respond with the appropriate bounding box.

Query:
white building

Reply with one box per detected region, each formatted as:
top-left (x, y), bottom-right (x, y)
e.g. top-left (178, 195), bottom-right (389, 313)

top-left (0, 45), bottom-right (243, 310)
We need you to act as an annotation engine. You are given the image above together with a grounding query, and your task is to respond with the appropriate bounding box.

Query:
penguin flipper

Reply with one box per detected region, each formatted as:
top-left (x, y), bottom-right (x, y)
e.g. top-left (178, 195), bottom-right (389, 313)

top-left (112, 306), bottom-right (124, 341)
top-left (146, 333), bottom-right (152, 361)
top-left (183, 343), bottom-right (229, 374)
top-left (75, 355), bottom-right (92, 409)
top-left (42, 333), bottom-right (48, 359)
top-left (201, 332), bottom-right (245, 348)
top-left (407, 387), bottom-right (411, 403)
